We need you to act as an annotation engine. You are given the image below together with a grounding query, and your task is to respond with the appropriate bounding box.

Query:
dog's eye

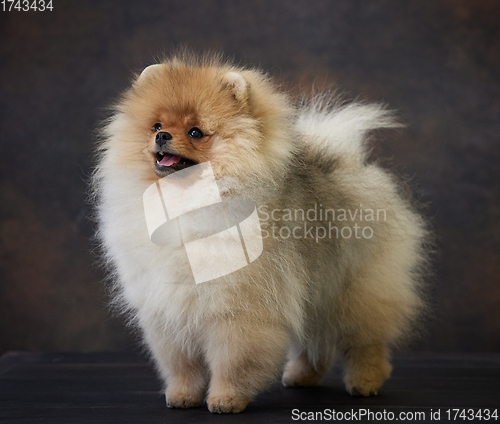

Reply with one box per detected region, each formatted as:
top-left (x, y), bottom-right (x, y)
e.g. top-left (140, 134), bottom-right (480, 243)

top-left (187, 127), bottom-right (204, 139)
top-left (153, 123), bottom-right (162, 132)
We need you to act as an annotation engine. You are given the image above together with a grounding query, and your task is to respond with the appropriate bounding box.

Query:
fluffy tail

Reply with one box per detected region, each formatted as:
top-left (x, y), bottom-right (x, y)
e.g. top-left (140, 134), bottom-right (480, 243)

top-left (297, 95), bottom-right (402, 163)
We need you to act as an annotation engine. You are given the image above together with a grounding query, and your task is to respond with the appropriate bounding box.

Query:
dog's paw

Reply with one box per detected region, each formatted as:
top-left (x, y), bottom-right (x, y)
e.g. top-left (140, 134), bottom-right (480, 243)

top-left (344, 362), bottom-right (391, 397)
top-left (282, 366), bottom-right (324, 387)
top-left (346, 383), bottom-right (379, 397)
top-left (207, 395), bottom-right (248, 414)
top-left (343, 345), bottom-right (392, 397)
top-left (282, 353), bottom-right (330, 388)
top-left (165, 392), bottom-right (203, 409)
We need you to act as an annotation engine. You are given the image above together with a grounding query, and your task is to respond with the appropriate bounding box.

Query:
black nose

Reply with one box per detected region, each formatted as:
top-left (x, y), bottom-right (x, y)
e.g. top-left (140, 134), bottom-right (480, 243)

top-left (155, 131), bottom-right (172, 147)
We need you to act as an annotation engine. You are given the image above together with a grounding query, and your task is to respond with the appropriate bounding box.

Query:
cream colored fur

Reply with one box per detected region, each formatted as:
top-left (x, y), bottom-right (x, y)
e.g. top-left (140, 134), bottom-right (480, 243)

top-left (92, 53), bottom-right (429, 414)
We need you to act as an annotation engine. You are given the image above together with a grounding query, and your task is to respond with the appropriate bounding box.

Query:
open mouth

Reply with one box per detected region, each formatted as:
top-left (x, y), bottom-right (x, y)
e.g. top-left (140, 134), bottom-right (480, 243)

top-left (154, 152), bottom-right (198, 176)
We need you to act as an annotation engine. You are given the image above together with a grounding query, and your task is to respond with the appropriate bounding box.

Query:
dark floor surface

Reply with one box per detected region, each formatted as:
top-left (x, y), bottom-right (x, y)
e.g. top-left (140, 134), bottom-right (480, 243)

top-left (0, 352), bottom-right (499, 423)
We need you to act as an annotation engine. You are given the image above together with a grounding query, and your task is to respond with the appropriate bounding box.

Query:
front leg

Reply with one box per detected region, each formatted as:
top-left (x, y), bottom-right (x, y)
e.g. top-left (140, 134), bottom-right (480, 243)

top-left (205, 317), bottom-right (290, 413)
top-left (144, 328), bottom-right (208, 408)
top-left (164, 349), bottom-right (208, 408)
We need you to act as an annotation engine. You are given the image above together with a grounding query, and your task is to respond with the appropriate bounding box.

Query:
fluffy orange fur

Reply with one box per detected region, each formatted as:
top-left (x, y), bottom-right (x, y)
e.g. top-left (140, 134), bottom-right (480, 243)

top-left (93, 52), bottom-right (430, 414)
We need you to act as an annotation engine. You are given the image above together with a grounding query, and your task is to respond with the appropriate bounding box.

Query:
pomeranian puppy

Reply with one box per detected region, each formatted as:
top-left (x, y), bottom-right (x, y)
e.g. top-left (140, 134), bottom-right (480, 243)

top-left (92, 52), bottom-right (429, 414)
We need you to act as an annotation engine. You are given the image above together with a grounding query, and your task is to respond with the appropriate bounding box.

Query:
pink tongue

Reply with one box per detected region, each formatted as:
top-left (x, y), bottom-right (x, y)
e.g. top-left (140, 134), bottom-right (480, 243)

top-left (159, 154), bottom-right (182, 167)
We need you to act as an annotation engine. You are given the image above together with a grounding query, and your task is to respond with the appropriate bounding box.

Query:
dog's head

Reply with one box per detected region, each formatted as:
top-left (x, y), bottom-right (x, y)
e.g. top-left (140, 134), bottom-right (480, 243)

top-left (106, 55), bottom-right (294, 184)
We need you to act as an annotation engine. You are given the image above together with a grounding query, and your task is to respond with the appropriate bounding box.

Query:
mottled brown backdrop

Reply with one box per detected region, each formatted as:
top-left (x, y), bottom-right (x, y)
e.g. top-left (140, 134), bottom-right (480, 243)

top-left (0, 0), bottom-right (499, 354)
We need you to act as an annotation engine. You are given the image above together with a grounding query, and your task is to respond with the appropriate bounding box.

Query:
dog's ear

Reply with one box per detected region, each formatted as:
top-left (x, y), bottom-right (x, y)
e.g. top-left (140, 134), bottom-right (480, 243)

top-left (222, 71), bottom-right (249, 104)
top-left (136, 64), bottom-right (163, 84)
